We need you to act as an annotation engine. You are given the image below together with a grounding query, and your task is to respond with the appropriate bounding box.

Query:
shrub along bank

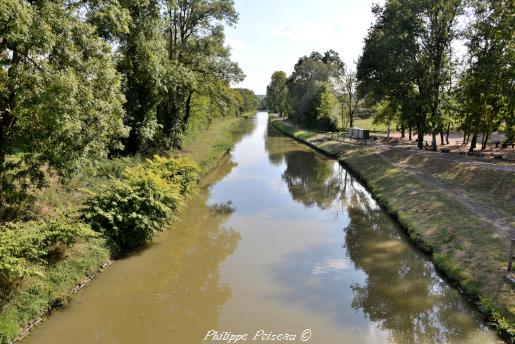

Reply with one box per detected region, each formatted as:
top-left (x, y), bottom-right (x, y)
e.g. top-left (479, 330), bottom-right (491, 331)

top-left (0, 115), bottom-right (252, 344)
top-left (270, 117), bottom-right (514, 342)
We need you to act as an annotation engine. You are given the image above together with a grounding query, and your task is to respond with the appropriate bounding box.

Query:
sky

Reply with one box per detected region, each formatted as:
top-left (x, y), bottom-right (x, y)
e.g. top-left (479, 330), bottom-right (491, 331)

top-left (224, 0), bottom-right (384, 95)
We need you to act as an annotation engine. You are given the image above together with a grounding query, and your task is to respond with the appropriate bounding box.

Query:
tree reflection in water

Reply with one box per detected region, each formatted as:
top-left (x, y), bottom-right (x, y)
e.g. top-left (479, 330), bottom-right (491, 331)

top-left (265, 123), bottom-right (491, 343)
top-left (23, 150), bottom-right (242, 344)
top-left (344, 178), bottom-right (488, 343)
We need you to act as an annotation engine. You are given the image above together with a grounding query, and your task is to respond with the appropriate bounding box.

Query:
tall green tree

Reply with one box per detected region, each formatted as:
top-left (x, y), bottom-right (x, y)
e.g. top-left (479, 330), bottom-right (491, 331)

top-left (264, 71), bottom-right (288, 116)
top-left (460, 0), bottom-right (514, 151)
top-left (160, 0), bottom-right (244, 149)
top-left (288, 50), bottom-right (343, 129)
top-left (421, 0), bottom-right (462, 150)
top-left (117, 0), bottom-right (167, 153)
top-left (358, 1), bottom-right (426, 148)
top-left (358, 0), bottom-right (461, 150)
top-left (0, 0), bottom-right (128, 216)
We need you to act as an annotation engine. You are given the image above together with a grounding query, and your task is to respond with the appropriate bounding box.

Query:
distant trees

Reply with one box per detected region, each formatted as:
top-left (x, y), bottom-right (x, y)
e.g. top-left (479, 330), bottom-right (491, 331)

top-left (287, 50), bottom-right (343, 130)
top-left (234, 88), bottom-right (259, 114)
top-left (264, 71), bottom-right (288, 116)
top-left (265, 51), bottom-right (366, 132)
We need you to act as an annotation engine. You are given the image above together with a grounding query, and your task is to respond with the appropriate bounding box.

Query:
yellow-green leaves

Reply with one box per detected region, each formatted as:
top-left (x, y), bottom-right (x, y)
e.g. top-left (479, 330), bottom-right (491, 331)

top-left (83, 155), bottom-right (199, 253)
top-left (0, 218), bottom-right (95, 287)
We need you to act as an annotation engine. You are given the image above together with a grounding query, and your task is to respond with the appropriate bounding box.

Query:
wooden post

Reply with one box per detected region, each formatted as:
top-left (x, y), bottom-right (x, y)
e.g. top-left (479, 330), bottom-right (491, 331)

top-left (507, 238), bottom-right (515, 273)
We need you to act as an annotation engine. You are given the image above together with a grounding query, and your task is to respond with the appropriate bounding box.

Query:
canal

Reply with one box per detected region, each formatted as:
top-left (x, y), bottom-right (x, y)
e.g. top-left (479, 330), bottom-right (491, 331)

top-left (25, 112), bottom-right (499, 343)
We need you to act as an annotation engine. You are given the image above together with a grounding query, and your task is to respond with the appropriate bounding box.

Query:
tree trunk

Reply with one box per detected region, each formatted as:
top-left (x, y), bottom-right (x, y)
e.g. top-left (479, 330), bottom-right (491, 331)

top-left (416, 126), bottom-right (423, 149)
top-left (400, 124), bottom-right (405, 138)
top-left (440, 131), bottom-right (444, 145)
top-left (408, 126), bottom-right (412, 141)
top-left (181, 92), bottom-right (193, 133)
top-left (445, 122), bottom-right (450, 144)
top-left (469, 132), bottom-right (477, 152)
top-left (431, 130), bottom-right (437, 151)
top-left (481, 132), bottom-right (489, 150)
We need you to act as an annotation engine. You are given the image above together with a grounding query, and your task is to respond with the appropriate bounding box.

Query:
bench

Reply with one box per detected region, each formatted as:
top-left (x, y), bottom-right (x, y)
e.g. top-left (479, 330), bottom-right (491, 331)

top-left (501, 141), bottom-right (514, 149)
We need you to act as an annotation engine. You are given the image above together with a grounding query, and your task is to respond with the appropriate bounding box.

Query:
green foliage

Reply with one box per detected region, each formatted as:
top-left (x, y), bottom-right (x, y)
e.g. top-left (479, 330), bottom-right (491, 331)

top-left (315, 83), bottom-right (338, 131)
top-left (0, 0), bottom-right (128, 174)
top-left (234, 88), bottom-right (259, 114)
top-left (287, 50), bottom-right (343, 129)
top-left (372, 98), bottom-right (400, 136)
top-left (264, 71), bottom-right (289, 116)
top-left (0, 218), bottom-right (95, 288)
top-left (0, 155), bottom-right (46, 221)
top-left (357, 0), bottom-right (461, 149)
top-left (459, 0), bottom-right (514, 150)
top-left (114, 0), bottom-right (167, 153)
top-left (83, 156), bottom-right (199, 253)
top-left (0, 236), bottom-right (109, 344)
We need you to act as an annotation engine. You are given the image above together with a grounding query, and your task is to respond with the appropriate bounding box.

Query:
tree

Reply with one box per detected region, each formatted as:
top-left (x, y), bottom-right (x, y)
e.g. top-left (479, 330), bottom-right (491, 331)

top-left (160, 0), bottom-right (244, 149)
top-left (288, 50), bottom-right (343, 129)
top-left (264, 71), bottom-right (288, 116)
top-left (0, 0), bottom-right (128, 216)
top-left (358, 0), bottom-right (461, 150)
top-left (358, 0), bottom-right (428, 149)
top-left (420, 0), bottom-right (462, 150)
top-left (459, 0), bottom-right (514, 151)
top-left (234, 88), bottom-right (259, 114)
top-left (336, 65), bottom-right (361, 130)
top-left (117, 0), bottom-right (167, 154)
top-left (373, 98), bottom-right (400, 139)
top-left (315, 83), bottom-right (338, 131)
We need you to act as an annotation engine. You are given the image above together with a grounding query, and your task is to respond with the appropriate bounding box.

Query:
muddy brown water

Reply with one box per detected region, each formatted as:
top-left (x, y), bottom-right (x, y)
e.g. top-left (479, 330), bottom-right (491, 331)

top-left (24, 113), bottom-right (501, 344)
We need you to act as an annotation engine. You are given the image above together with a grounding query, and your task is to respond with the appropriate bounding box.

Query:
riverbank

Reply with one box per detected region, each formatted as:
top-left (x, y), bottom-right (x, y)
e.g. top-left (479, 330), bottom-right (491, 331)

top-left (270, 116), bottom-right (514, 341)
top-left (0, 114), bottom-right (254, 344)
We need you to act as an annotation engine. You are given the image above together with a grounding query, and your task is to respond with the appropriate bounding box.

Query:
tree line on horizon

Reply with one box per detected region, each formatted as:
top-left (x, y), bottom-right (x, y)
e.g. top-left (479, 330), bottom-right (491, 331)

top-left (264, 0), bottom-right (514, 151)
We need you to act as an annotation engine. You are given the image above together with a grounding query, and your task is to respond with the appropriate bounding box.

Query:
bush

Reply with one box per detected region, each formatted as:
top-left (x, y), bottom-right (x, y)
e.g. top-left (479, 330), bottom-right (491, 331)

top-left (83, 156), bottom-right (199, 253)
top-left (0, 218), bottom-right (94, 289)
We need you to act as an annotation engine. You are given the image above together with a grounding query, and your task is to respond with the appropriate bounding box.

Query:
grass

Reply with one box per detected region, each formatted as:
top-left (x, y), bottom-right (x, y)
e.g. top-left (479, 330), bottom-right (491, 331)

top-left (0, 114), bottom-right (253, 344)
top-left (0, 238), bottom-right (110, 343)
top-left (270, 117), bottom-right (515, 342)
top-left (353, 117), bottom-right (388, 132)
top-left (181, 114), bottom-right (255, 174)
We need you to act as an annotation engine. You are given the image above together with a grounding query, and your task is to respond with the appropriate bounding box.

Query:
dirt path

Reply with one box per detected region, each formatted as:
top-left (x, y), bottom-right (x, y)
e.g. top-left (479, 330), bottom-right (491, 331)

top-left (375, 151), bottom-right (515, 239)
top-left (371, 142), bottom-right (515, 173)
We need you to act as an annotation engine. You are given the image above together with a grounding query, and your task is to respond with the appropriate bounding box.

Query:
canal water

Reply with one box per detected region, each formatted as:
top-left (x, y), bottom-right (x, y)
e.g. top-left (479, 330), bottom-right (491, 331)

top-left (25, 113), bottom-right (499, 343)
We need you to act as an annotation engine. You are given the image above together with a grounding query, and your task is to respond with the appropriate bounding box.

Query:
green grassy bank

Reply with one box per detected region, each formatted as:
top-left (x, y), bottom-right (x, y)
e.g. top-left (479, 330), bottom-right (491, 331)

top-left (270, 117), bottom-right (514, 342)
top-left (0, 114), bottom-right (253, 344)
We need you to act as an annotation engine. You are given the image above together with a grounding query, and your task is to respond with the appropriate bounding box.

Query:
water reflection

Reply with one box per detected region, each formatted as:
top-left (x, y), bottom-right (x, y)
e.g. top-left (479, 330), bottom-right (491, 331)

top-left (264, 125), bottom-right (344, 210)
top-left (24, 128), bottom-right (243, 344)
top-left (344, 177), bottom-right (490, 343)
top-left (25, 114), bottom-right (498, 344)
top-left (264, 123), bottom-right (496, 343)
